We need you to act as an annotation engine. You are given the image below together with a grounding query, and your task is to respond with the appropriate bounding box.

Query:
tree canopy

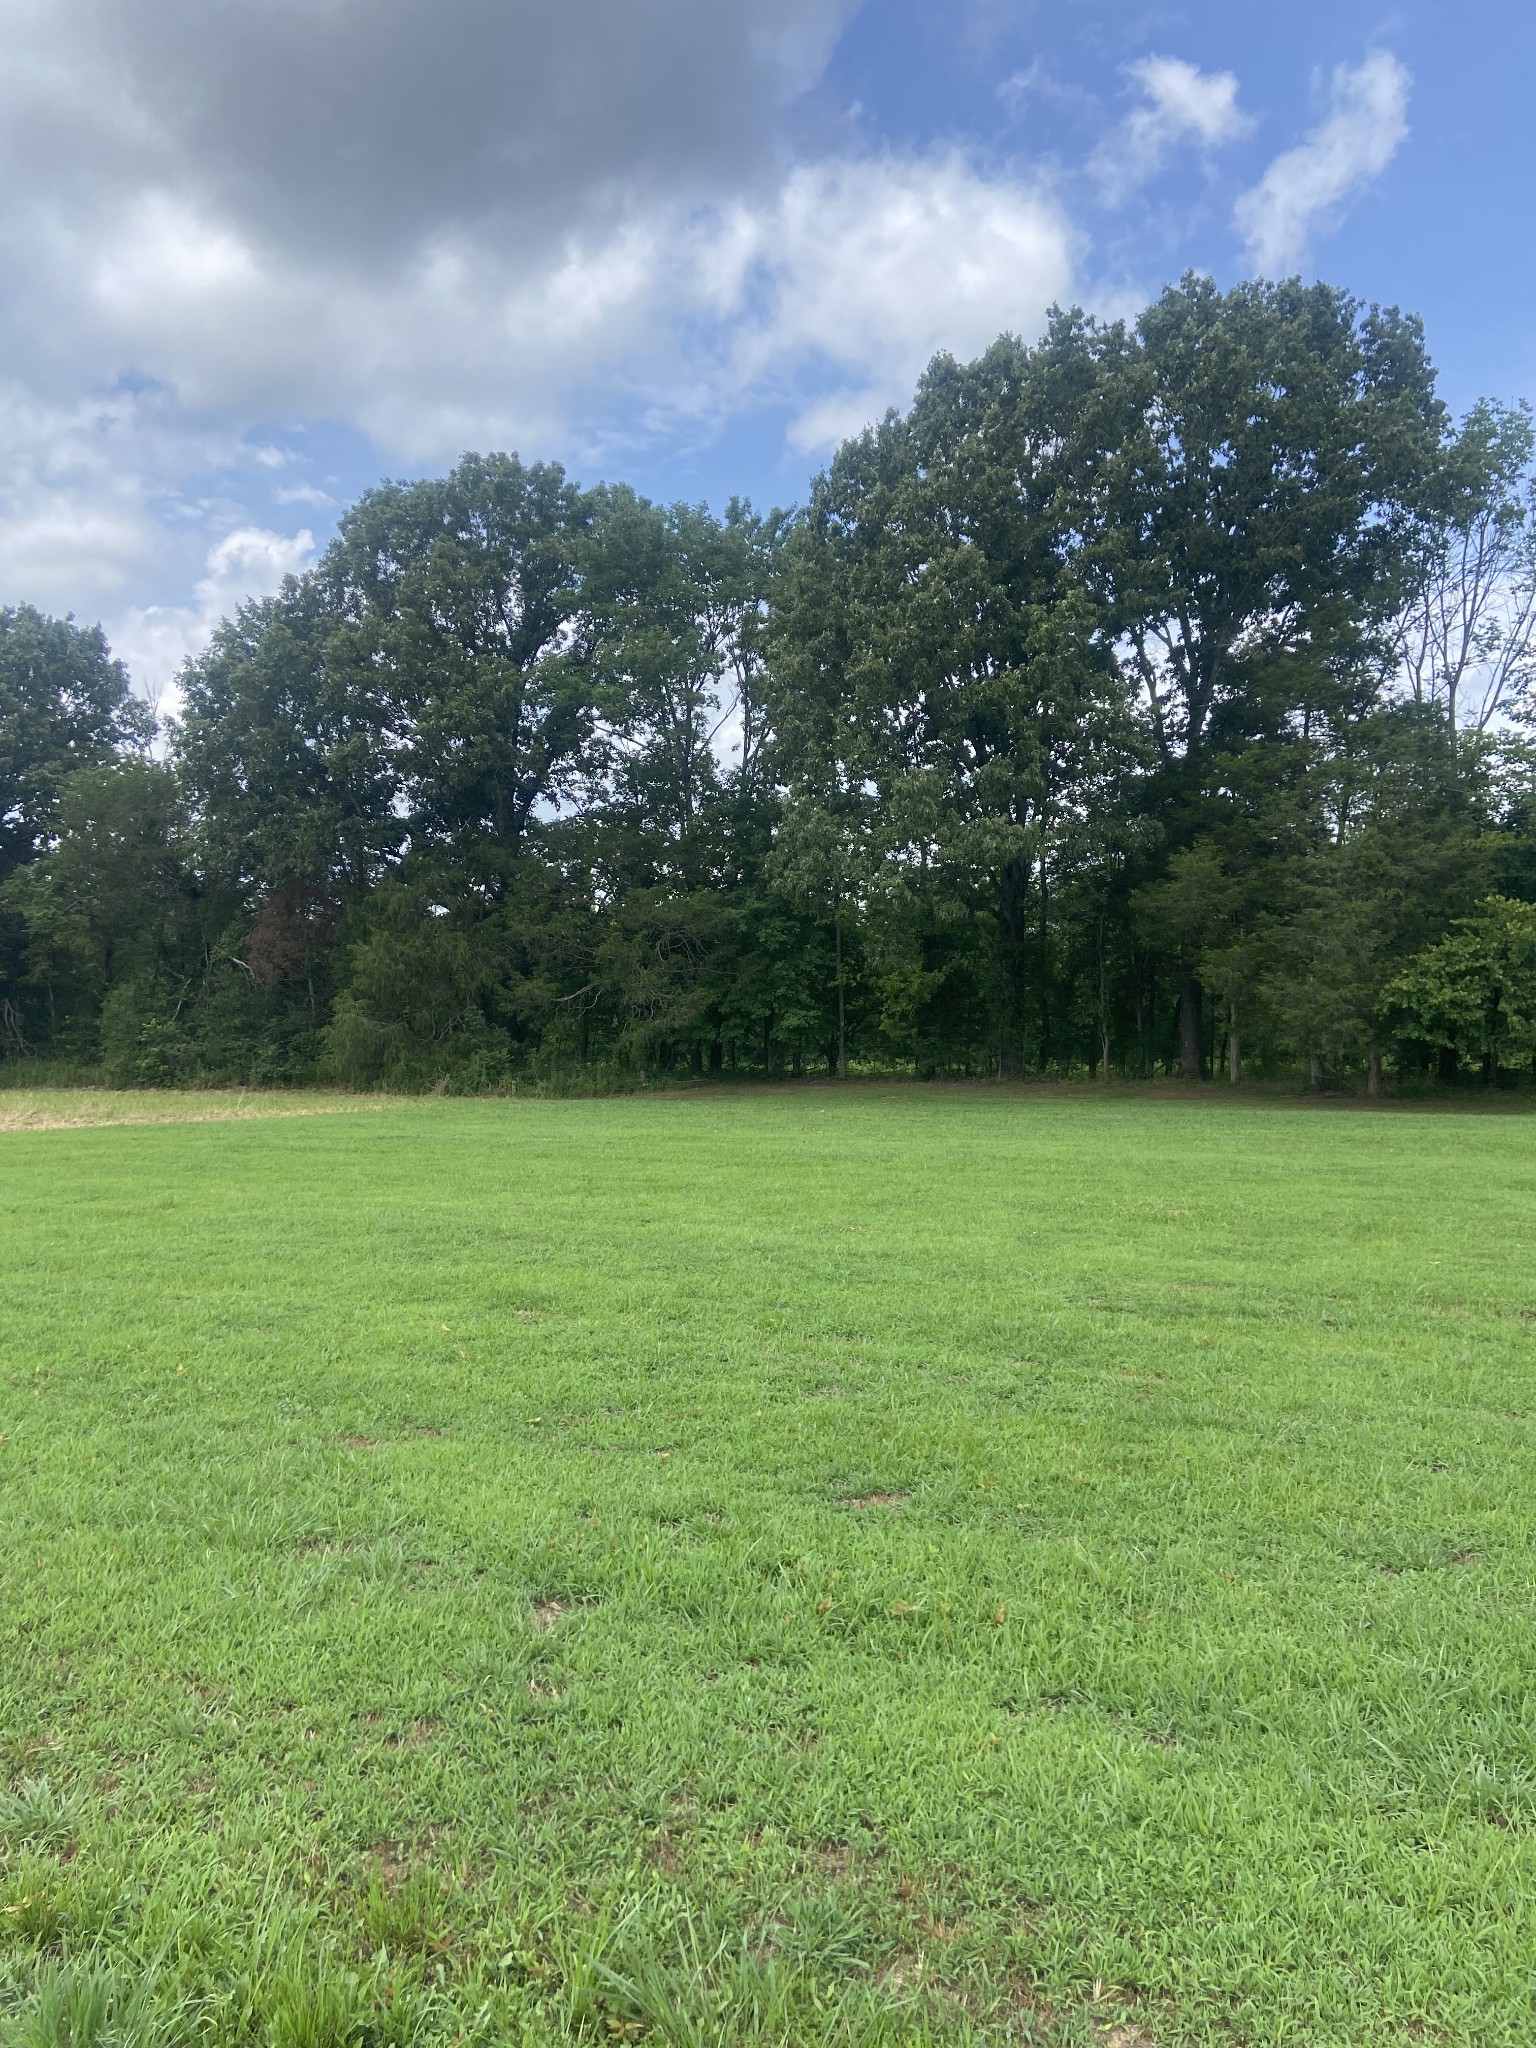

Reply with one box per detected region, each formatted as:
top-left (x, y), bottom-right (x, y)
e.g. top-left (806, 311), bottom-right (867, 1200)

top-left (4, 275), bottom-right (1535, 1093)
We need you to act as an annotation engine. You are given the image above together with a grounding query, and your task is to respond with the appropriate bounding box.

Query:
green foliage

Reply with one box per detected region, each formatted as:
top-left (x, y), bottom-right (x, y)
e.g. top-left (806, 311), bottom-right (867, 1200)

top-left (176, 575), bottom-right (398, 899)
top-left (1086, 276), bottom-right (1444, 771)
top-left (320, 878), bottom-right (515, 1092)
top-left (1388, 894), bottom-right (1536, 1075)
top-left (328, 452), bottom-right (596, 875)
top-left (0, 607), bottom-right (148, 883)
top-left (4, 276), bottom-right (1535, 1092)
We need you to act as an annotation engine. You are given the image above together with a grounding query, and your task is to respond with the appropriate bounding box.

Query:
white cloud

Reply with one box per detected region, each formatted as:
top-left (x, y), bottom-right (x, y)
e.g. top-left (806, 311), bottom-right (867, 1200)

top-left (111, 526), bottom-right (315, 719)
top-left (1092, 55), bottom-right (1253, 199)
top-left (1234, 51), bottom-right (1410, 274)
top-left (0, 0), bottom-right (1088, 690)
top-left (714, 155), bottom-right (1076, 450)
top-left (997, 59), bottom-right (1098, 123)
top-left (0, 380), bottom-right (229, 615)
top-left (274, 484), bottom-right (337, 510)
top-left (14, 153), bottom-right (1073, 469)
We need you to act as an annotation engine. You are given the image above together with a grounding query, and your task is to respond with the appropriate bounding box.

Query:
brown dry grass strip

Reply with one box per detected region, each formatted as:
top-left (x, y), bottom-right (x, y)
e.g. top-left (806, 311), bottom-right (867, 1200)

top-left (0, 1088), bottom-right (387, 1132)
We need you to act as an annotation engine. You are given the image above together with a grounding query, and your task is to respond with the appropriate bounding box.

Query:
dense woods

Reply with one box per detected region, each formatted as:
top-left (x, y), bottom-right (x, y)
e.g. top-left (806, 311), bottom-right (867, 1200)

top-left (4, 276), bottom-right (1535, 1093)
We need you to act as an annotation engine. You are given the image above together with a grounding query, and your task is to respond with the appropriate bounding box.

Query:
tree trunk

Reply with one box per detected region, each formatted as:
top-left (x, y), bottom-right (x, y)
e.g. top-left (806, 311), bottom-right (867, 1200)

top-left (1178, 974), bottom-right (1204, 1081)
top-left (1037, 852), bottom-right (1051, 1073)
top-left (1366, 1047), bottom-right (1382, 1097)
top-left (1134, 981), bottom-right (1146, 1078)
top-left (1097, 920), bottom-right (1111, 1082)
top-left (1309, 1053), bottom-right (1324, 1092)
top-left (1227, 999), bottom-right (1241, 1086)
top-left (835, 912), bottom-right (847, 1081)
top-left (762, 1013), bottom-right (773, 1078)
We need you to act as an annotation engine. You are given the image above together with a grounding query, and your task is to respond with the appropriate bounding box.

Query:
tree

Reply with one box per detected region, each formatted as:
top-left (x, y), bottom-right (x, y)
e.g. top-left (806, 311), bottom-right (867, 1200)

top-left (1076, 276), bottom-right (1448, 1073)
top-left (1132, 844), bottom-right (1246, 1080)
top-left (585, 490), bottom-right (779, 895)
top-left (328, 453), bottom-right (597, 881)
top-left (769, 339), bottom-right (1133, 1075)
top-left (0, 609), bottom-right (150, 1057)
top-left (176, 573), bottom-right (399, 901)
top-left (1392, 400), bottom-right (1536, 747)
top-left (3, 760), bottom-right (201, 1075)
top-left (0, 606), bottom-right (148, 882)
top-left (1387, 896), bottom-right (1536, 1081)
top-left (769, 797), bottom-right (867, 1080)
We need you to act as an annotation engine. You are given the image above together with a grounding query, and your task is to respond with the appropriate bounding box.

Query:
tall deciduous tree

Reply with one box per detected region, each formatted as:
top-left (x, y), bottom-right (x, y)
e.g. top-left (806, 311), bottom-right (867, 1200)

top-left (1393, 400), bottom-right (1536, 746)
top-left (328, 453), bottom-right (597, 882)
top-left (1077, 275), bottom-right (1447, 1072)
top-left (769, 338), bottom-right (1132, 1075)
top-left (585, 490), bottom-right (779, 893)
top-left (176, 574), bottom-right (399, 900)
top-left (0, 606), bottom-right (147, 882)
top-left (1, 607), bottom-right (149, 1054)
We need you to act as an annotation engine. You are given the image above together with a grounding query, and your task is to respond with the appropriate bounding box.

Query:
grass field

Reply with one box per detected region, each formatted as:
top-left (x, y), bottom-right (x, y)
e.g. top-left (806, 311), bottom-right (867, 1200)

top-left (2, 1087), bottom-right (1534, 2047)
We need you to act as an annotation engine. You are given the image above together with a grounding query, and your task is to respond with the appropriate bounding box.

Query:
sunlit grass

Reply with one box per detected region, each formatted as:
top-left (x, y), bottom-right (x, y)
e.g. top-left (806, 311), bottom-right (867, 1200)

top-left (0, 1087), bottom-right (382, 1132)
top-left (2, 1088), bottom-right (1533, 2044)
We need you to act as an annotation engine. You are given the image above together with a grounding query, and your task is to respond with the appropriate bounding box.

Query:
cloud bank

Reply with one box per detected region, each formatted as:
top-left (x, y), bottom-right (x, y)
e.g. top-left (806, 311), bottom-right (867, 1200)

top-left (0, 0), bottom-right (1085, 694)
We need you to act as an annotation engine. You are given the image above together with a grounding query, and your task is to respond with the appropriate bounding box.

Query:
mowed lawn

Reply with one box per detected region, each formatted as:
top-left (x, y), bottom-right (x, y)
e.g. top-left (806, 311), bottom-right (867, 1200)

top-left (1, 1089), bottom-right (1534, 2048)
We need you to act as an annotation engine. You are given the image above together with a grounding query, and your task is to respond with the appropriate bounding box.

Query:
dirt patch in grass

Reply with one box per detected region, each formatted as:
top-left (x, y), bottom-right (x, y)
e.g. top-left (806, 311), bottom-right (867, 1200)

top-left (531, 1595), bottom-right (597, 1632)
top-left (367, 1824), bottom-right (453, 1889)
top-left (842, 1491), bottom-right (911, 1510)
top-left (339, 1435), bottom-right (379, 1450)
top-left (368, 1838), bottom-right (412, 1888)
top-left (878, 1950), bottom-right (927, 1996)
top-left (645, 1831), bottom-right (685, 1879)
top-left (385, 1718), bottom-right (441, 1749)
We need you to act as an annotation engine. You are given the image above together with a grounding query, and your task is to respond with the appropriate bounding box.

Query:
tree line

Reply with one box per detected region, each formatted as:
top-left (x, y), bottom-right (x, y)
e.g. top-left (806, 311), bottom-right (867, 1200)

top-left (4, 275), bottom-right (1536, 1094)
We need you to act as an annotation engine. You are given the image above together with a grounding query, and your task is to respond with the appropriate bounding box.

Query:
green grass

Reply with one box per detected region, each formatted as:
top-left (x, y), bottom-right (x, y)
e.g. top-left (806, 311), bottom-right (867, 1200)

top-left (1, 1086), bottom-right (1534, 2047)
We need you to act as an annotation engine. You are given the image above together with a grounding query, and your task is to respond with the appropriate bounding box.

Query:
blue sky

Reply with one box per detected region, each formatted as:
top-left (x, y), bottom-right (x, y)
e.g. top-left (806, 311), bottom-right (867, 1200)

top-left (0, 0), bottom-right (1530, 704)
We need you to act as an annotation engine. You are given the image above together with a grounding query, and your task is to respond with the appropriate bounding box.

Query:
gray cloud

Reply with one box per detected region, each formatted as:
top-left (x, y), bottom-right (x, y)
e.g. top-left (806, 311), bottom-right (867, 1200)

top-left (4, 0), bottom-right (853, 267)
top-left (0, 0), bottom-right (1082, 697)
